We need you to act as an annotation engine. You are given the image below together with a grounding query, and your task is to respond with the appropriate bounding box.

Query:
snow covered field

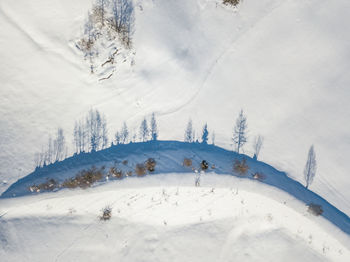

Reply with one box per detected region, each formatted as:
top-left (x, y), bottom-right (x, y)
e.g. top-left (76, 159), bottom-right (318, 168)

top-left (1, 0), bottom-right (350, 260)
top-left (0, 0), bottom-right (349, 217)
top-left (1, 173), bottom-right (349, 262)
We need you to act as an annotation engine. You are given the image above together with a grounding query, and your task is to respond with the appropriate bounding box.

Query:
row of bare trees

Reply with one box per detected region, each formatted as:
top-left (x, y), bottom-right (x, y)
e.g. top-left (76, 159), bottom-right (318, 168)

top-left (184, 109), bottom-right (316, 189)
top-left (34, 108), bottom-right (316, 189)
top-left (184, 110), bottom-right (262, 159)
top-left (34, 128), bottom-right (67, 167)
top-left (35, 110), bottom-right (160, 168)
top-left (35, 109), bottom-right (108, 168)
top-left (114, 113), bottom-right (158, 144)
top-left (73, 109), bottom-right (108, 154)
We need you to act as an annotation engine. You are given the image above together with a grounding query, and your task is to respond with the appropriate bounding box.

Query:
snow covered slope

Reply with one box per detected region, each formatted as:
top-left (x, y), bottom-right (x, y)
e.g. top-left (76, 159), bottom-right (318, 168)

top-left (2, 141), bottom-right (350, 236)
top-left (1, 173), bottom-right (349, 262)
top-left (0, 0), bottom-right (350, 218)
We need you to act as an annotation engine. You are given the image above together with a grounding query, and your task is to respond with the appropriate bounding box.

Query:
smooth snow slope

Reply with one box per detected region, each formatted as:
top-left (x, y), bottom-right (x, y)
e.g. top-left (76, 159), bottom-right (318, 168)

top-left (0, 0), bottom-right (350, 216)
top-left (1, 174), bottom-right (349, 262)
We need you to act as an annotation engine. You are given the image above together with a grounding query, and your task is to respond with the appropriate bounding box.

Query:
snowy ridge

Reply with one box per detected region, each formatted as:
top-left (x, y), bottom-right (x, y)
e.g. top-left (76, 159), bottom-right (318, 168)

top-left (2, 141), bottom-right (350, 236)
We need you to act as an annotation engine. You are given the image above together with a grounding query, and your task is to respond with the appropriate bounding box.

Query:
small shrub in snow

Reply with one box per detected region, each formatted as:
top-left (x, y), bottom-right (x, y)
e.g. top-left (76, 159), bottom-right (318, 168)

top-left (122, 160), bottom-right (128, 165)
top-left (183, 158), bottom-right (192, 167)
top-left (135, 163), bottom-right (146, 176)
top-left (126, 171), bottom-right (133, 177)
top-left (145, 158), bottom-right (156, 172)
top-left (62, 166), bottom-right (104, 189)
top-left (252, 172), bottom-right (265, 181)
top-left (307, 203), bottom-right (323, 216)
top-left (109, 167), bottom-right (123, 179)
top-left (29, 178), bottom-right (58, 193)
top-left (223, 0), bottom-right (240, 7)
top-left (100, 206), bottom-right (112, 221)
top-left (233, 158), bottom-right (249, 175)
top-left (201, 160), bottom-right (209, 171)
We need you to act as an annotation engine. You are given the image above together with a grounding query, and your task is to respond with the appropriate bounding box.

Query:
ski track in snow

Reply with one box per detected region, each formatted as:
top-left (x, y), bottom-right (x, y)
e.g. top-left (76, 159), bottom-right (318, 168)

top-left (0, 5), bottom-right (83, 73)
top-left (151, 0), bottom-right (286, 118)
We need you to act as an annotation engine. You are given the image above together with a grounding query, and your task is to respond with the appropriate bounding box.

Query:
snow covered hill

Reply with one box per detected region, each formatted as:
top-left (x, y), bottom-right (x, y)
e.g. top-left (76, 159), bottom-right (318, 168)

top-left (1, 172), bottom-right (349, 261)
top-left (1, 0), bottom-right (349, 217)
top-left (2, 141), bottom-right (350, 236)
top-left (1, 1), bottom-right (350, 259)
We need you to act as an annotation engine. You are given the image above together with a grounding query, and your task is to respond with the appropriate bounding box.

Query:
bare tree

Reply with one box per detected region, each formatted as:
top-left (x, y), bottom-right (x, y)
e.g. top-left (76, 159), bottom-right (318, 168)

top-left (201, 123), bottom-right (209, 144)
top-left (34, 149), bottom-right (45, 168)
top-left (184, 119), bottom-right (193, 142)
top-left (95, 0), bottom-right (109, 26)
top-left (73, 120), bottom-right (88, 154)
top-left (45, 136), bottom-right (54, 165)
top-left (53, 128), bottom-right (66, 162)
top-left (84, 11), bottom-right (96, 66)
top-left (253, 135), bottom-right (264, 160)
top-left (86, 109), bottom-right (108, 151)
top-left (304, 145), bottom-right (317, 189)
top-left (233, 109), bottom-right (247, 154)
top-left (114, 131), bottom-right (121, 145)
top-left (120, 121), bottom-right (129, 144)
top-left (101, 116), bottom-right (108, 149)
top-left (139, 118), bottom-right (149, 142)
top-left (111, 0), bottom-right (134, 47)
top-left (150, 113), bottom-right (158, 141)
top-left (211, 131), bottom-right (216, 145)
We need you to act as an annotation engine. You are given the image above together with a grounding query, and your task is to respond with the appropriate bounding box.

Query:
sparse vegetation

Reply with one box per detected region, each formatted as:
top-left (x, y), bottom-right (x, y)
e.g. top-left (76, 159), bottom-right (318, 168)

top-left (307, 203), bottom-right (323, 216)
top-left (135, 163), bottom-right (146, 176)
top-left (100, 206), bottom-right (112, 221)
top-left (201, 160), bottom-right (209, 171)
top-left (62, 166), bottom-right (105, 189)
top-left (233, 158), bottom-right (249, 175)
top-left (76, 0), bottom-right (135, 75)
top-left (252, 172), bottom-right (265, 181)
top-left (145, 158), bottom-right (156, 172)
top-left (109, 166), bottom-right (124, 179)
top-left (29, 179), bottom-right (58, 193)
top-left (183, 158), bottom-right (192, 167)
top-left (223, 0), bottom-right (241, 7)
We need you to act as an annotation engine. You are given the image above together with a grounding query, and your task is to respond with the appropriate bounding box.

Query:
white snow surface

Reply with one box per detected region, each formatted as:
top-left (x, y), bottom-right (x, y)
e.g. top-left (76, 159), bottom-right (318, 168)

top-left (1, 173), bottom-right (349, 262)
top-left (0, 0), bottom-right (350, 218)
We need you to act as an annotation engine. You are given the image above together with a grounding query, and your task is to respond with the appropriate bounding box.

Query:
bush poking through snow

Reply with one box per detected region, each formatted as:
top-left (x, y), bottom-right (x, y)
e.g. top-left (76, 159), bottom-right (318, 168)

top-left (109, 166), bottom-right (124, 179)
top-left (62, 166), bottom-right (104, 189)
top-left (201, 160), bottom-right (209, 171)
top-left (100, 206), bottom-right (112, 221)
top-left (135, 163), bottom-right (146, 176)
top-left (145, 158), bottom-right (156, 172)
top-left (233, 158), bottom-right (249, 175)
top-left (307, 203), bottom-right (323, 216)
top-left (252, 172), bottom-right (265, 181)
top-left (183, 158), bottom-right (192, 167)
top-left (29, 178), bottom-right (58, 193)
top-left (223, 0), bottom-right (240, 7)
